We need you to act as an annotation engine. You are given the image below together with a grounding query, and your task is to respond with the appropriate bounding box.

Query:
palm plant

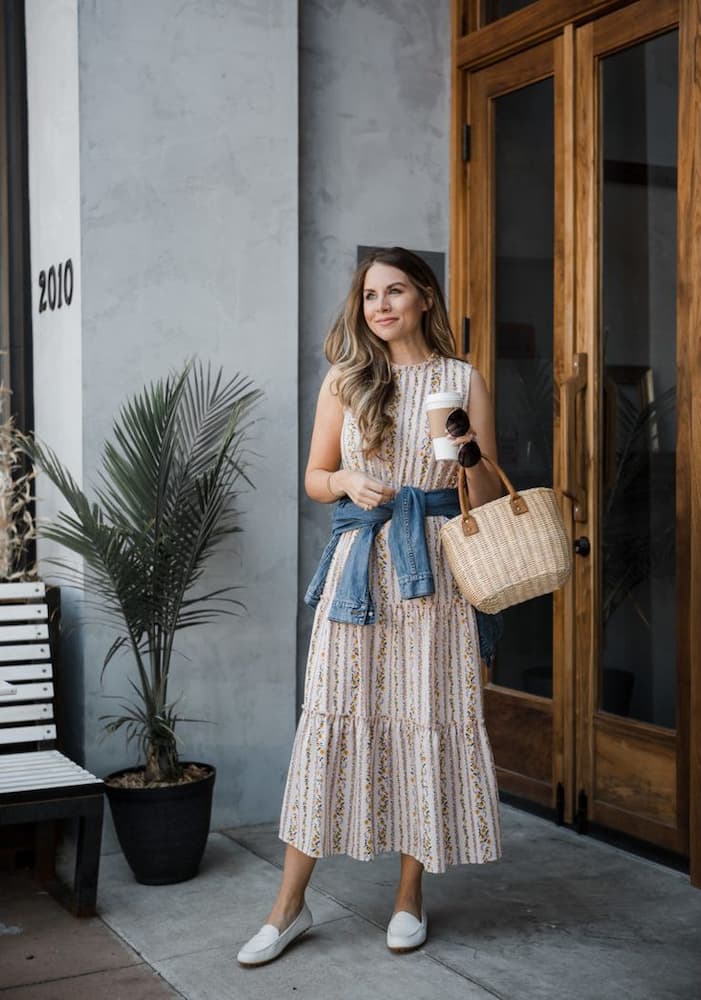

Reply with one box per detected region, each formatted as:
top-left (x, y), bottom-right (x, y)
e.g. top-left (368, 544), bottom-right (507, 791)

top-left (21, 361), bottom-right (262, 784)
top-left (513, 356), bottom-right (554, 477)
top-left (602, 383), bottom-right (676, 627)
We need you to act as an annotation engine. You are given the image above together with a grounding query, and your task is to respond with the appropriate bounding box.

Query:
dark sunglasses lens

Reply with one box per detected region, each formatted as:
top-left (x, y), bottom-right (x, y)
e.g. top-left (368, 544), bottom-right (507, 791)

top-left (458, 440), bottom-right (482, 468)
top-left (446, 408), bottom-right (469, 437)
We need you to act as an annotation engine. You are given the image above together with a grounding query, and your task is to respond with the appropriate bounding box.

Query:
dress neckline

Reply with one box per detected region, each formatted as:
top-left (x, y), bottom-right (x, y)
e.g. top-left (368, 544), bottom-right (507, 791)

top-left (389, 351), bottom-right (438, 371)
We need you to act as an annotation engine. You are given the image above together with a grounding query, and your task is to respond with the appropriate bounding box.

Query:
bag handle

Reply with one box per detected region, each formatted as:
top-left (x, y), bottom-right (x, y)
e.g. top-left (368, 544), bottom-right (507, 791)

top-left (457, 454), bottom-right (529, 536)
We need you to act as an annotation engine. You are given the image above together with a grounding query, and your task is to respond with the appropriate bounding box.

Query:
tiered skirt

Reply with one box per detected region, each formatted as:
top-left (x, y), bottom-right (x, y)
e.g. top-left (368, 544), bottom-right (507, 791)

top-left (279, 524), bottom-right (502, 874)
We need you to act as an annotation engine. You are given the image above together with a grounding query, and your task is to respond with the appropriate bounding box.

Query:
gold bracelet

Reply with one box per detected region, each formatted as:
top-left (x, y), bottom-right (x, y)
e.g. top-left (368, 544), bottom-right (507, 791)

top-left (327, 472), bottom-right (343, 499)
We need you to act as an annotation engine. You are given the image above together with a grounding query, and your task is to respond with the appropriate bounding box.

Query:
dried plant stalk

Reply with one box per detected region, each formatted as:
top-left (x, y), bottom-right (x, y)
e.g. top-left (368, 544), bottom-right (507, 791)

top-left (0, 384), bottom-right (36, 580)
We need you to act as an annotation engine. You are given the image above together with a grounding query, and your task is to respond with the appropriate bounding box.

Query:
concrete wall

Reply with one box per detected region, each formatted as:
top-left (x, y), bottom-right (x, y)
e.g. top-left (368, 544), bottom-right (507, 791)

top-left (27, 0), bottom-right (299, 830)
top-left (25, 0), bottom-right (85, 760)
top-left (24, 0), bottom-right (453, 828)
top-left (297, 0), bottom-right (452, 697)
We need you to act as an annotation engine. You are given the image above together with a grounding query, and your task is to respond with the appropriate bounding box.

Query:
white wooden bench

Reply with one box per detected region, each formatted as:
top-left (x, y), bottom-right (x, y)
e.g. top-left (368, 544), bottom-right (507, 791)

top-left (0, 581), bottom-right (104, 916)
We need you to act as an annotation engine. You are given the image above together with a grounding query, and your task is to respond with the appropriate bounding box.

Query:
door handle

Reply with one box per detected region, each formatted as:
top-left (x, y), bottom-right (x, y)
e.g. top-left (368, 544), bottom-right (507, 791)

top-left (560, 352), bottom-right (587, 523)
top-left (574, 536), bottom-right (591, 557)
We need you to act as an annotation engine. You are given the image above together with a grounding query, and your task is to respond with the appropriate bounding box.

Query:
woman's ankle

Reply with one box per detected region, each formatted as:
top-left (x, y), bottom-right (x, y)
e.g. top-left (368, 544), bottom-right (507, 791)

top-left (266, 894), bottom-right (305, 930)
top-left (393, 888), bottom-right (422, 918)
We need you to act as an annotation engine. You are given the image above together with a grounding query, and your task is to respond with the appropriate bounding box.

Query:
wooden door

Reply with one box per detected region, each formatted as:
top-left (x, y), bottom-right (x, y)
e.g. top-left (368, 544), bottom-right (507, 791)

top-left (573, 0), bottom-right (687, 855)
top-left (461, 0), bottom-right (690, 855)
top-left (466, 36), bottom-right (574, 817)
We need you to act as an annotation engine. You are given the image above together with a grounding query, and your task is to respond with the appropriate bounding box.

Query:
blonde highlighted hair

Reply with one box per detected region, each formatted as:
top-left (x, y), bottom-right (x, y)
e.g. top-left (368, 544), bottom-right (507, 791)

top-left (324, 247), bottom-right (457, 457)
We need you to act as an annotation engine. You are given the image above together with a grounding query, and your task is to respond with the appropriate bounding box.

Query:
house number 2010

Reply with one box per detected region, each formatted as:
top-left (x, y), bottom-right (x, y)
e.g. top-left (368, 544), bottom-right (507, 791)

top-left (38, 258), bottom-right (74, 313)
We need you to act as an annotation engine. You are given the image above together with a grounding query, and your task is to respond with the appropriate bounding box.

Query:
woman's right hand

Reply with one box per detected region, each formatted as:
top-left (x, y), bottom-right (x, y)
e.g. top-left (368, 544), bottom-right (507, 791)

top-left (337, 470), bottom-right (395, 510)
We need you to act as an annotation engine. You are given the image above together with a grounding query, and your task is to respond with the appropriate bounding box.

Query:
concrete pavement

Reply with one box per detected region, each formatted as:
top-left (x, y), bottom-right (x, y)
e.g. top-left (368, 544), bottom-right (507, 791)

top-left (1, 804), bottom-right (700, 999)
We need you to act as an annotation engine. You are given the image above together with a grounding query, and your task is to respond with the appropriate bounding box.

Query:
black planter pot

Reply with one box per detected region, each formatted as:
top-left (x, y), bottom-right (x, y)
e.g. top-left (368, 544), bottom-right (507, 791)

top-left (105, 763), bottom-right (216, 885)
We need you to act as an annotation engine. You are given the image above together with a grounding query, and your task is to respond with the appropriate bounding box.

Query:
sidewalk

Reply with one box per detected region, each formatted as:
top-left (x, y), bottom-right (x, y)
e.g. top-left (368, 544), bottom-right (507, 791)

top-left (0, 871), bottom-right (175, 998)
top-left (1, 804), bottom-right (700, 999)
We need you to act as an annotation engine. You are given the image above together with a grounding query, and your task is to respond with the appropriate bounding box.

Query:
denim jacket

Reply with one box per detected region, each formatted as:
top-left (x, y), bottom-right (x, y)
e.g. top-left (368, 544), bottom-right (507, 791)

top-left (304, 485), bottom-right (502, 664)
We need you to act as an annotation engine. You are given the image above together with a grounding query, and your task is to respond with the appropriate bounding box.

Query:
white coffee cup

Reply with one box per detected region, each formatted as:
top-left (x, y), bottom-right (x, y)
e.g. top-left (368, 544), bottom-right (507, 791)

top-left (425, 391), bottom-right (464, 460)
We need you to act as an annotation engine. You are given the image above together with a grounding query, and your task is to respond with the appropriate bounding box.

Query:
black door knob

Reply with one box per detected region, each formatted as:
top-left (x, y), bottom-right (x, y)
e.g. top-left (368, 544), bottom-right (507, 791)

top-left (574, 536), bottom-right (591, 557)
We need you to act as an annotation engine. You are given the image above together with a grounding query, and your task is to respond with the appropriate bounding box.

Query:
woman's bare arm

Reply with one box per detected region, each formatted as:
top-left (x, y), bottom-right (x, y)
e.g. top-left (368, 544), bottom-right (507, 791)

top-left (304, 368), bottom-right (394, 507)
top-left (463, 368), bottom-right (503, 507)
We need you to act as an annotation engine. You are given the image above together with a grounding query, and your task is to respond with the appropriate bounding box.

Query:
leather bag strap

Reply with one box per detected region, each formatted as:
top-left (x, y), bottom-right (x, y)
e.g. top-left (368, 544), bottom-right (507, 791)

top-left (457, 454), bottom-right (529, 536)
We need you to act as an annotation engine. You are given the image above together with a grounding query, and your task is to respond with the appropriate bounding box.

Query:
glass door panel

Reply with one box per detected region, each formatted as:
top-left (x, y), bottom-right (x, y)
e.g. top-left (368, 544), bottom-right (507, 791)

top-left (600, 30), bottom-right (678, 727)
top-left (492, 78), bottom-right (555, 696)
top-left (483, 0), bottom-right (540, 24)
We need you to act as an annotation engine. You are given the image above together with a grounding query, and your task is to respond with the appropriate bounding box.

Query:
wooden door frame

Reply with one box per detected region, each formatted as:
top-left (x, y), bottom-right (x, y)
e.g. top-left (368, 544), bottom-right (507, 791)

top-left (456, 0), bottom-right (642, 68)
top-left (557, 25), bottom-right (578, 828)
top-left (450, 0), bottom-right (701, 884)
top-left (679, 0), bottom-right (701, 888)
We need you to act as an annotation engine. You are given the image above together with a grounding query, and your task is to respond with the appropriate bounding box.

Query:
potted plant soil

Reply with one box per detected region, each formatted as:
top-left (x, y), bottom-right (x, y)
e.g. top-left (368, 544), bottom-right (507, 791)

top-left (21, 362), bottom-right (262, 884)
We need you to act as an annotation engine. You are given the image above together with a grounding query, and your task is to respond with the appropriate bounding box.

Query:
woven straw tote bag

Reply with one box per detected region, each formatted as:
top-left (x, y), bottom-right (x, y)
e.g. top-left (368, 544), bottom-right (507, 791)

top-left (440, 456), bottom-right (572, 613)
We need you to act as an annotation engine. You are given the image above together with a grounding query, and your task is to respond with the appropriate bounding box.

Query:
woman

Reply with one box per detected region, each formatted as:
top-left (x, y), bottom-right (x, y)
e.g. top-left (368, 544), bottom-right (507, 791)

top-left (237, 247), bottom-right (503, 966)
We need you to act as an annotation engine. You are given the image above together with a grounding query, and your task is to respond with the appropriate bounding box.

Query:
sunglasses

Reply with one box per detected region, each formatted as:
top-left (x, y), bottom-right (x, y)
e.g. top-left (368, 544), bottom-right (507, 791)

top-left (446, 408), bottom-right (482, 468)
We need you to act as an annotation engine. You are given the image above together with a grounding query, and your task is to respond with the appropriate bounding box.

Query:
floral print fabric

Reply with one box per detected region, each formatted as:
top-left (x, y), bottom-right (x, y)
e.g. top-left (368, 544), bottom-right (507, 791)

top-left (279, 355), bottom-right (502, 873)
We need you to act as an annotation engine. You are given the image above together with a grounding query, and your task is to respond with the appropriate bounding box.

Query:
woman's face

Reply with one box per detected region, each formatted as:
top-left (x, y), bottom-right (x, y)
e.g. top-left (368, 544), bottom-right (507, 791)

top-left (362, 263), bottom-right (429, 346)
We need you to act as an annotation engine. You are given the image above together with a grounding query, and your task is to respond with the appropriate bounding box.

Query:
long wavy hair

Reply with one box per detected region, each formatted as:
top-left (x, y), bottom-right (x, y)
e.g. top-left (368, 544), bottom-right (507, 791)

top-left (324, 247), bottom-right (457, 457)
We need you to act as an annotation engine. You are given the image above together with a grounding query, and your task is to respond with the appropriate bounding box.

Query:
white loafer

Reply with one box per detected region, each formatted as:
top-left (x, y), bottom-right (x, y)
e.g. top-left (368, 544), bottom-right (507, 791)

top-left (386, 908), bottom-right (428, 952)
top-left (237, 902), bottom-right (313, 966)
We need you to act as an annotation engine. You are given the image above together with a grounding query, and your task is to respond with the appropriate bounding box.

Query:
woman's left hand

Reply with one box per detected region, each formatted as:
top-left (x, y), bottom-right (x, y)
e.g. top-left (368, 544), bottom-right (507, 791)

top-left (446, 429), bottom-right (478, 447)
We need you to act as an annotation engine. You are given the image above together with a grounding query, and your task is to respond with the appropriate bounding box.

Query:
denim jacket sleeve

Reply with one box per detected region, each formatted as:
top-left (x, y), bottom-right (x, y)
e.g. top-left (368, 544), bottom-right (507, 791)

top-left (309, 499), bottom-right (392, 624)
top-left (308, 488), bottom-right (440, 624)
top-left (304, 487), bottom-right (503, 659)
top-left (304, 532), bottom-right (341, 609)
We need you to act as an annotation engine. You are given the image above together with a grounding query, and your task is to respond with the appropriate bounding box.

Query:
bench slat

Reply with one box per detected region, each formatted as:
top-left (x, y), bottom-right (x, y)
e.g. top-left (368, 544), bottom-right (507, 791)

top-left (1, 759), bottom-right (96, 777)
top-left (0, 624), bottom-right (49, 642)
top-left (0, 723), bottom-right (56, 744)
top-left (0, 604), bottom-right (48, 623)
top-left (0, 664), bottom-right (53, 682)
top-left (0, 750), bottom-right (101, 792)
top-left (0, 764), bottom-right (100, 784)
top-left (0, 765), bottom-right (100, 784)
top-left (0, 644), bottom-right (50, 663)
top-left (2, 750), bottom-right (61, 763)
top-left (1, 750), bottom-right (96, 769)
top-left (0, 775), bottom-right (101, 792)
top-left (0, 582), bottom-right (46, 600)
top-left (0, 682), bottom-right (54, 704)
top-left (0, 703), bottom-right (53, 723)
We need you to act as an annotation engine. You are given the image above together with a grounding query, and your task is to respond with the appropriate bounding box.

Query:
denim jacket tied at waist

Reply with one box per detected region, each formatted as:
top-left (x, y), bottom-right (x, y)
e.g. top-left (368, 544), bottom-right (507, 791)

top-left (304, 485), bottom-right (502, 664)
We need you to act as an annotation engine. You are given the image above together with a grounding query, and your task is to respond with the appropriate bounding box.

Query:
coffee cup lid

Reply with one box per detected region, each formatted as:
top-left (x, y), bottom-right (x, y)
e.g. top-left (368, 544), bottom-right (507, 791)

top-left (425, 391), bottom-right (463, 410)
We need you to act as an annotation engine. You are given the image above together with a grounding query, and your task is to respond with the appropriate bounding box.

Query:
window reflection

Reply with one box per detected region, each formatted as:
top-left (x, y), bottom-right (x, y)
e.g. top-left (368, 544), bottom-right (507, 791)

top-left (600, 31), bottom-right (678, 727)
top-left (492, 78), bottom-right (554, 695)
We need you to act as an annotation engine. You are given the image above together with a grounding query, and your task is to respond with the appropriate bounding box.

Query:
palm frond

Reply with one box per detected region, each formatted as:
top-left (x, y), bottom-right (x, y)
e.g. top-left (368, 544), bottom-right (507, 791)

top-left (602, 383), bottom-right (676, 627)
top-left (20, 361), bottom-right (262, 781)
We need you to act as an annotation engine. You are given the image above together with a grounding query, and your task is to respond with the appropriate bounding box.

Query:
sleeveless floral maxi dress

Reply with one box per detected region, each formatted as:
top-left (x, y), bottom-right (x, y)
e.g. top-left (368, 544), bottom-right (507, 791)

top-left (279, 354), bottom-right (502, 873)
